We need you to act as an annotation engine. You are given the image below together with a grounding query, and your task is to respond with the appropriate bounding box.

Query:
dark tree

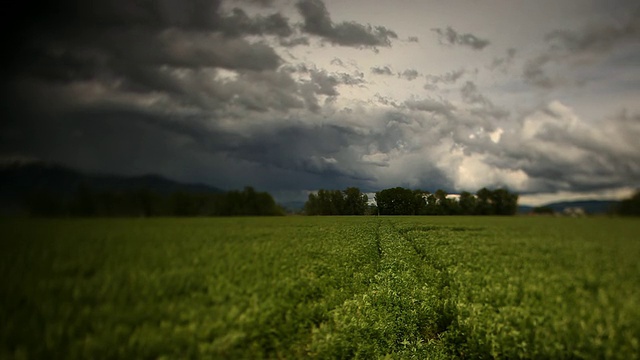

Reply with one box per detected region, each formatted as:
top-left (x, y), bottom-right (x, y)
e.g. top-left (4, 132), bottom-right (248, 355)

top-left (25, 190), bottom-right (64, 217)
top-left (304, 193), bottom-right (320, 215)
top-left (424, 192), bottom-right (439, 215)
top-left (70, 184), bottom-right (96, 216)
top-left (376, 187), bottom-right (423, 215)
top-left (491, 188), bottom-right (519, 215)
top-left (343, 187), bottom-right (368, 215)
top-left (475, 187), bottom-right (494, 215)
top-left (304, 187), bottom-right (368, 215)
top-left (616, 190), bottom-right (640, 216)
top-left (459, 191), bottom-right (477, 215)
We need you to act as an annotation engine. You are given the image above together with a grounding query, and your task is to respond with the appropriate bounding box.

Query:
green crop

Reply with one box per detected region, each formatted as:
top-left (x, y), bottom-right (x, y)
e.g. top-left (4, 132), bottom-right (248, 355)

top-left (1, 217), bottom-right (639, 359)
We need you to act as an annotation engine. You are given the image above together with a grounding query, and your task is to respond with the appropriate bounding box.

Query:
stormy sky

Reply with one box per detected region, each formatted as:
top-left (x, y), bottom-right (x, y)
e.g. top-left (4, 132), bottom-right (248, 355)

top-left (1, 0), bottom-right (639, 205)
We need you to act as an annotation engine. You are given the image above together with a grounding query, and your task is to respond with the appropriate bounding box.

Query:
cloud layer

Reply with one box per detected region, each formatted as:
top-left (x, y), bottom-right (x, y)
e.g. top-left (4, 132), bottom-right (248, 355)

top-left (1, 0), bottom-right (639, 203)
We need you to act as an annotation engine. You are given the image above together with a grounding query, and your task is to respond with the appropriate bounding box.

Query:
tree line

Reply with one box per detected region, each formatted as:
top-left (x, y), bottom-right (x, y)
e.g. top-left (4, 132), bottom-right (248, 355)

top-left (304, 187), bottom-right (519, 216)
top-left (25, 185), bottom-right (284, 217)
top-left (304, 188), bottom-right (371, 215)
top-left (616, 190), bottom-right (640, 216)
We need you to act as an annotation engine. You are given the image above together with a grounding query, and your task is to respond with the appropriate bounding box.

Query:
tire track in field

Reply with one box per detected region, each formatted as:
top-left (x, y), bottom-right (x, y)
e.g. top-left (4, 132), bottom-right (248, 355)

top-left (308, 219), bottom-right (455, 357)
top-left (374, 218), bottom-right (383, 266)
top-left (390, 222), bottom-right (459, 342)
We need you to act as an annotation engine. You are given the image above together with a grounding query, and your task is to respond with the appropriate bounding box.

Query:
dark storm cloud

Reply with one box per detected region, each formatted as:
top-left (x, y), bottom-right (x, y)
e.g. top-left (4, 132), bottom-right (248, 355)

top-left (1, 0), bottom-right (360, 191)
top-left (0, 78), bottom-right (371, 189)
top-left (295, 0), bottom-right (398, 47)
top-left (4, 0), bottom-right (290, 89)
top-left (219, 69), bottom-right (307, 112)
top-left (431, 27), bottom-right (490, 50)
top-left (218, 8), bottom-right (293, 37)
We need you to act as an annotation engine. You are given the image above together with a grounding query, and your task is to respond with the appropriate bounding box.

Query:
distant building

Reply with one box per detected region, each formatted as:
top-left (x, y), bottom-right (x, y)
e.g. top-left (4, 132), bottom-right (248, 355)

top-left (446, 194), bottom-right (461, 202)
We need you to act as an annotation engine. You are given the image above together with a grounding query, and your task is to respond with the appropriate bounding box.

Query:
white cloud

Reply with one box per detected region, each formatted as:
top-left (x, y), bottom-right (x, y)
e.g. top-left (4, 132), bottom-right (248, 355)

top-left (519, 187), bottom-right (637, 206)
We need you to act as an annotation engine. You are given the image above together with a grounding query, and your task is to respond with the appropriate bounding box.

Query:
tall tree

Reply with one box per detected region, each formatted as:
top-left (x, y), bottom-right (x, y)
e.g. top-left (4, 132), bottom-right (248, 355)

top-left (475, 187), bottom-right (494, 215)
top-left (304, 193), bottom-right (320, 215)
top-left (343, 187), bottom-right (368, 215)
top-left (491, 188), bottom-right (519, 215)
top-left (616, 190), bottom-right (640, 216)
top-left (459, 191), bottom-right (477, 215)
top-left (376, 187), bottom-right (422, 215)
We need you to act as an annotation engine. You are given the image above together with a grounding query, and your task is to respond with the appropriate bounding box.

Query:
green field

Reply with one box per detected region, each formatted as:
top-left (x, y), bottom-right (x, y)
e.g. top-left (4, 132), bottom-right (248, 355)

top-left (1, 217), bottom-right (639, 359)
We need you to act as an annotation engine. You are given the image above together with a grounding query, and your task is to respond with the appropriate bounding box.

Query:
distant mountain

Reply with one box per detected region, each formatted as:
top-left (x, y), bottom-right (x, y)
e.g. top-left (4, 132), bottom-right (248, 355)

top-left (0, 161), bottom-right (222, 215)
top-left (517, 205), bottom-right (534, 214)
top-left (518, 200), bottom-right (620, 215)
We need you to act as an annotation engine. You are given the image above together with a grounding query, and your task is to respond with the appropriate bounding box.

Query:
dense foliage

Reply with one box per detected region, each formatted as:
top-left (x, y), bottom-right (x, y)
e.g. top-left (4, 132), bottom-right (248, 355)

top-left (304, 187), bottom-right (368, 215)
top-left (2, 217), bottom-right (638, 358)
top-left (24, 186), bottom-right (283, 217)
top-left (616, 190), bottom-right (640, 216)
top-left (375, 187), bottom-right (519, 215)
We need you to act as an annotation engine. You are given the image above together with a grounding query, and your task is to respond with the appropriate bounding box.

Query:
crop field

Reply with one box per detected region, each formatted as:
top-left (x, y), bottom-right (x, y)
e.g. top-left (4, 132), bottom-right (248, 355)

top-left (1, 216), bottom-right (639, 359)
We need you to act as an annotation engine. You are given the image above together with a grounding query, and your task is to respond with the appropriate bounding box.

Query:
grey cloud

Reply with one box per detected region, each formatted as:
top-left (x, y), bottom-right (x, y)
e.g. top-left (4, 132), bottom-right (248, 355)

top-left (374, 95), bottom-right (400, 107)
top-left (488, 48), bottom-right (516, 72)
top-left (460, 81), bottom-right (510, 119)
top-left (460, 81), bottom-right (486, 105)
top-left (399, 69), bottom-right (420, 81)
top-left (106, 30), bottom-right (282, 97)
top-left (524, 11), bottom-right (640, 88)
top-left (545, 10), bottom-right (640, 54)
top-left (296, 0), bottom-right (398, 47)
top-left (404, 98), bottom-right (455, 117)
top-left (310, 69), bottom-right (340, 96)
top-left (425, 68), bottom-right (466, 89)
top-left (408, 36), bottom-right (419, 43)
top-left (0, 80), bottom-right (373, 190)
top-left (225, 70), bottom-right (307, 112)
top-left (41, 0), bottom-right (224, 31)
top-left (522, 54), bottom-right (556, 88)
top-left (158, 30), bottom-right (282, 70)
top-left (289, 67), bottom-right (367, 111)
top-left (330, 58), bottom-right (345, 67)
top-left (219, 8), bottom-right (293, 38)
top-left (6, 0), bottom-right (285, 88)
top-left (432, 27), bottom-right (490, 50)
top-left (279, 36), bottom-right (310, 47)
top-left (488, 103), bottom-right (640, 192)
top-left (371, 66), bottom-right (393, 76)
top-left (337, 72), bottom-right (366, 86)
top-left (238, 0), bottom-right (276, 7)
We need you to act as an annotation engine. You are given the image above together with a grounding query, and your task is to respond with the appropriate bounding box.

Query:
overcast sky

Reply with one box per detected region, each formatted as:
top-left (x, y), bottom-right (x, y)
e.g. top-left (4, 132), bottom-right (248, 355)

top-left (1, 0), bottom-right (639, 205)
